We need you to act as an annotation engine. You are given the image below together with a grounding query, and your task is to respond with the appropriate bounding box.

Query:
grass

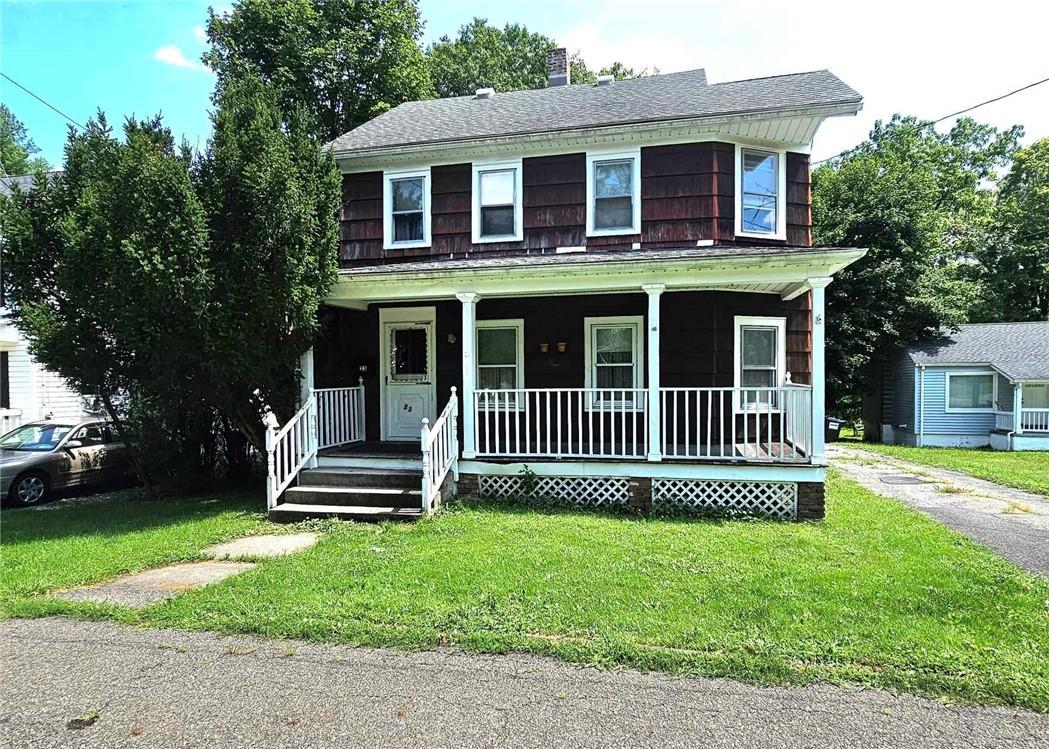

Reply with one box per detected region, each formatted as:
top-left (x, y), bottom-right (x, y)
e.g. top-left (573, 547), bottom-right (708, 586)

top-left (1, 488), bottom-right (268, 613)
top-left (846, 443), bottom-right (1049, 497)
top-left (3, 474), bottom-right (1048, 710)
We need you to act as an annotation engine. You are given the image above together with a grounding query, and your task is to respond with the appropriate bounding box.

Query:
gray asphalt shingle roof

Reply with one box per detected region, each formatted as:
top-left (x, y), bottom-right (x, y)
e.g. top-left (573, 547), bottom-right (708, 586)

top-left (907, 322), bottom-right (1049, 381)
top-left (329, 68), bottom-right (861, 154)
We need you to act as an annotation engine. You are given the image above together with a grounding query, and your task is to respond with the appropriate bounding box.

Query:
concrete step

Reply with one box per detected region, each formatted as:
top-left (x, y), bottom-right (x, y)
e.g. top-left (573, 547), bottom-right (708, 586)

top-left (284, 485), bottom-right (422, 509)
top-left (269, 503), bottom-right (423, 523)
top-left (298, 468), bottom-right (421, 490)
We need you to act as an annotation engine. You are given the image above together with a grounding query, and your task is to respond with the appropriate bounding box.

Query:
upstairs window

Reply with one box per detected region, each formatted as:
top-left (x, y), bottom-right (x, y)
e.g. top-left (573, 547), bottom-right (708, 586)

top-left (735, 146), bottom-right (785, 239)
top-left (383, 168), bottom-right (430, 249)
top-left (472, 161), bottom-right (523, 243)
top-left (586, 149), bottom-right (641, 236)
top-left (734, 316), bottom-right (786, 411)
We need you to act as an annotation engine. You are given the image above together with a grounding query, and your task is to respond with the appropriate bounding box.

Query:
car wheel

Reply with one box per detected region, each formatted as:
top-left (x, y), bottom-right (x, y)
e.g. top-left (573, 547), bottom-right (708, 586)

top-left (9, 471), bottom-right (50, 507)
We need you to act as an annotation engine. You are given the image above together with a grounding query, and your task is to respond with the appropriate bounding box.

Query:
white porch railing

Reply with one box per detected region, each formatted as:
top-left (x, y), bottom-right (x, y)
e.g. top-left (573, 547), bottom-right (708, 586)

top-left (1020, 408), bottom-right (1049, 432)
top-left (995, 410), bottom-right (1015, 431)
top-left (0, 409), bottom-right (23, 434)
top-left (661, 386), bottom-right (812, 462)
top-left (473, 388), bottom-right (648, 459)
top-left (314, 381), bottom-right (366, 449)
top-left (421, 387), bottom-right (459, 513)
top-left (264, 396), bottom-right (318, 510)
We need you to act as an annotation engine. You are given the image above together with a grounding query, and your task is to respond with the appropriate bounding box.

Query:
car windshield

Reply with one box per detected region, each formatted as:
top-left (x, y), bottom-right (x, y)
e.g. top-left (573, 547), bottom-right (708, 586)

top-left (0, 423), bottom-right (75, 451)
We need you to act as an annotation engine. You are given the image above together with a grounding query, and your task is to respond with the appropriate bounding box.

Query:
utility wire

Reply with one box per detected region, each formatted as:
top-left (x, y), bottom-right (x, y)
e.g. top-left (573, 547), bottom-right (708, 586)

top-left (813, 75), bottom-right (1049, 166)
top-left (0, 71), bottom-right (85, 130)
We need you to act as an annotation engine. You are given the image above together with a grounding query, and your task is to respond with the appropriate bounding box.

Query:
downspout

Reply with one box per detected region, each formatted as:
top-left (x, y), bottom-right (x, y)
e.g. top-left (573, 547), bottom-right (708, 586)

top-left (917, 366), bottom-right (926, 447)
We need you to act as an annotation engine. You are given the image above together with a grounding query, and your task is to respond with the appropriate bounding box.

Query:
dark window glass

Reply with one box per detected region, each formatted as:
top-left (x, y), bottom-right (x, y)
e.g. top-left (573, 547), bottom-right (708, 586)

top-left (481, 206), bottom-right (515, 237)
top-left (0, 351), bottom-right (9, 409)
top-left (392, 327), bottom-right (427, 379)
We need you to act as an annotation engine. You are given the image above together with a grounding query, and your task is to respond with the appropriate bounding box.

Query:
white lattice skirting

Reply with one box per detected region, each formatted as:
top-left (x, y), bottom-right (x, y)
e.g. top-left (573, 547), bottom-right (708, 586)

top-left (653, 479), bottom-right (797, 519)
top-left (478, 475), bottom-right (630, 508)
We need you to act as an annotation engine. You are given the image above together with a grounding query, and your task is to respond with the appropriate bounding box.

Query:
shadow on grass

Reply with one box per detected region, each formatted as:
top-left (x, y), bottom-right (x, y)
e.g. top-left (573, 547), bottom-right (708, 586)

top-left (0, 481), bottom-right (266, 546)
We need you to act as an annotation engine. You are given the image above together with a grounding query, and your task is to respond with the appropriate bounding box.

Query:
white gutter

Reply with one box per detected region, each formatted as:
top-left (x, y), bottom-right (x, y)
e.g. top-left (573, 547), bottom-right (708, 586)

top-left (918, 365), bottom-right (926, 447)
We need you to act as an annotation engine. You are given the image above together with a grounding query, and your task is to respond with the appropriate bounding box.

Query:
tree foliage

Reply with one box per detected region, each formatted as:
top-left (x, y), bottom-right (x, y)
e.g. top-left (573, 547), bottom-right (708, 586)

top-left (426, 17), bottom-right (642, 97)
top-left (813, 115), bottom-right (1022, 418)
top-left (205, 0), bottom-right (433, 142)
top-left (969, 138), bottom-right (1049, 321)
top-left (0, 104), bottom-right (47, 175)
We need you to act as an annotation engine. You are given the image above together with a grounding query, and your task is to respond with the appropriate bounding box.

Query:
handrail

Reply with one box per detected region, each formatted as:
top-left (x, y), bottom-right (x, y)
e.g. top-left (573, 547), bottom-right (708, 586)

top-left (421, 387), bottom-right (459, 514)
top-left (264, 396), bottom-right (318, 510)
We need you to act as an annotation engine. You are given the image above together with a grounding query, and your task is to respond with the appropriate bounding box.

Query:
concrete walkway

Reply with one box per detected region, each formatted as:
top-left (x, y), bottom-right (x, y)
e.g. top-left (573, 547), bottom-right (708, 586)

top-left (1, 618), bottom-right (1046, 749)
top-left (830, 445), bottom-right (1049, 575)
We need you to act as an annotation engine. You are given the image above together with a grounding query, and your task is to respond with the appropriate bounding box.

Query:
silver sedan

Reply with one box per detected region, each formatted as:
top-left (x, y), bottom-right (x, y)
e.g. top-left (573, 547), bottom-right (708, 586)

top-left (0, 420), bottom-right (135, 506)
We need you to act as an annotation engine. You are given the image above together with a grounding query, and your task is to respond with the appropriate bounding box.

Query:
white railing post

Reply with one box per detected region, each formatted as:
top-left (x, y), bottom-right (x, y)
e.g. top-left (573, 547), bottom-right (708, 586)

top-left (1015, 383), bottom-right (1024, 435)
top-left (450, 386), bottom-right (460, 480)
top-left (457, 292), bottom-right (479, 458)
top-left (420, 417), bottom-right (432, 513)
top-left (808, 278), bottom-right (832, 465)
top-left (643, 284), bottom-right (665, 462)
top-left (262, 408), bottom-right (279, 510)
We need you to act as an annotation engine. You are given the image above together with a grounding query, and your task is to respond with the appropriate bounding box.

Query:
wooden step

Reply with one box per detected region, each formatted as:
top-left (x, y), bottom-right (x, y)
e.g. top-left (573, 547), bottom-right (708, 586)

top-left (298, 468), bottom-right (421, 490)
top-left (269, 503), bottom-right (423, 523)
top-left (284, 485), bottom-right (422, 509)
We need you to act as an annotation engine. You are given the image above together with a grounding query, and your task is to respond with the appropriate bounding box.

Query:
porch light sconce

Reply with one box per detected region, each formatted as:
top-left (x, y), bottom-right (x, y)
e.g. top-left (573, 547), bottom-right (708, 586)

top-left (447, 332), bottom-right (457, 344)
top-left (539, 342), bottom-right (550, 353)
top-left (556, 342), bottom-right (568, 353)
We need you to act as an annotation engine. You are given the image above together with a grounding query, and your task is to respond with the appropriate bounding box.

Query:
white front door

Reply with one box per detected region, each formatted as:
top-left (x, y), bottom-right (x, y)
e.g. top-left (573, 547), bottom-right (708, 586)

top-left (380, 307), bottom-right (436, 441)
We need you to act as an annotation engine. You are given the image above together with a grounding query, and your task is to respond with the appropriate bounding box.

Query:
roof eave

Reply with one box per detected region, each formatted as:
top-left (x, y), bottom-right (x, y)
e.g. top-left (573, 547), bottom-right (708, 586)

top-left (329, 100), bottom-right (863, 162)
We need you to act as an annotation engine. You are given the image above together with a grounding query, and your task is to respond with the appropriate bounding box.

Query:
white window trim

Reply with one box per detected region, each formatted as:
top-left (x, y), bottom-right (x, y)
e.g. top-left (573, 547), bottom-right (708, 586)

top-left (734, 144), bottom-right (787, 241)
top-left (471, 160), bottom-right (524, 244)
top-left (733, 315), bottom-right (787, 414)
top-left (583, 315), bottom-right (644, 412)
top-left (383, 167), bottom-right (431, 250)
top-left (475, 318), bottom-right (525, 411)
top-left (585, 148), bottom-right (642, 237)
top-left (944, 370), bottom-right (997, 413)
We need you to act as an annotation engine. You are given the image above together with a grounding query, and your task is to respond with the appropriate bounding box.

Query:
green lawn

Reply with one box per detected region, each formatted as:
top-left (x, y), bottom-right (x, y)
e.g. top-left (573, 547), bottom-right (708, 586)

top-left (1, 489), bottom-right (268, 613)
top-left (846, 443), bottom-right (1049, 496)
top-left (3, 475), bottom-right (1047, 710)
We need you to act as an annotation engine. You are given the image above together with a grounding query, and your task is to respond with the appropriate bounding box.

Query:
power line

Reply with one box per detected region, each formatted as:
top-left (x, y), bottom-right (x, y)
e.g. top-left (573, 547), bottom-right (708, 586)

top-left (813, 75), bottom-right (1049, 166)
top-left (0, 71), bottom-right (85, 130)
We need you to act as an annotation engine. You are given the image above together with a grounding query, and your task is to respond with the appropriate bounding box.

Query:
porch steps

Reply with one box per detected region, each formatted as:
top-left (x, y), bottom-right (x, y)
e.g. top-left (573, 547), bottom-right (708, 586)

top-left (269, 466), bottom-right (426, 523)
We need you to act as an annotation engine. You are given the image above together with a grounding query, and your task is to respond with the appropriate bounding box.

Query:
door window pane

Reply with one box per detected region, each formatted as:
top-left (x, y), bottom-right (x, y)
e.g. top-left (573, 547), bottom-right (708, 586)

top-left (742, 327), bottom-right (776, 367)
top-left (391, 327), bottom-right (427, 379)
top-left (948, 374), bottom-right (993, 409)
top-left (741, 149), bottom-right (778, 234)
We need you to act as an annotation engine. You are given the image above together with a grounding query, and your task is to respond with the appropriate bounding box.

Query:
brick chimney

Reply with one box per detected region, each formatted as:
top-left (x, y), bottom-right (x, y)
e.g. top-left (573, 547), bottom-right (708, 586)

top-left (547, 47), bottom-right (569, 87)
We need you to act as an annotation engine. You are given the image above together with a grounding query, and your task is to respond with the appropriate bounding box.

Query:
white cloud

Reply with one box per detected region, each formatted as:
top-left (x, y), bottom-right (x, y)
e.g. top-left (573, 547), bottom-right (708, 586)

top-left (192, 25), bottom-right (207, 44)
top-left (154, 44), bottom-right (211, 73)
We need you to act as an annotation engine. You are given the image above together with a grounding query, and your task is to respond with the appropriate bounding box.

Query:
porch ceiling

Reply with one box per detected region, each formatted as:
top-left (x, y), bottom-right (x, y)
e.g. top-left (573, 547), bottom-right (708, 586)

top-left (326, 245), bottom-right (866, 308)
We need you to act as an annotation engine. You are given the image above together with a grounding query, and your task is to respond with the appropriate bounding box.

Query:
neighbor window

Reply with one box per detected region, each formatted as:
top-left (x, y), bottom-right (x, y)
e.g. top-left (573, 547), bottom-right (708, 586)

top-left (586, 150), bottom-right (640, 236)
top-left (584, 316), bottom-right (643, 409)
top-left (383, 168), bottom-right (430, 249)
top-left (736, 146), bottom-right (784, 238)
top-left (472, 162), bottom-right (523, 242)
top-left (476, 319), bottom-right (524, 408)
top-left (734, 316), bottom-right (787, 411)
top-left (945, 372), bottom-right (994, 411)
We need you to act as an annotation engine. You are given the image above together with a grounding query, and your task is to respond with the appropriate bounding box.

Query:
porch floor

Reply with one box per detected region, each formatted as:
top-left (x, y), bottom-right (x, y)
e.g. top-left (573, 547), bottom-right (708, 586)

top-left (319, 441), bottom-right (421, 459)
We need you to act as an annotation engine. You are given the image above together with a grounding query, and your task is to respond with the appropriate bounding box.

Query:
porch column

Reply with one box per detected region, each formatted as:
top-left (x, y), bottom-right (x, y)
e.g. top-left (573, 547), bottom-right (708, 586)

top-left (808, 278), bottom-right (832, 465)
top-left (300, 347), bottom-right (318, 468)
top-left (643, 284), bottom-right (665, 462)
top-left (457, 292), bottom-right (479, 458)
top-left (1015, 382), bottom-right (1024, 435)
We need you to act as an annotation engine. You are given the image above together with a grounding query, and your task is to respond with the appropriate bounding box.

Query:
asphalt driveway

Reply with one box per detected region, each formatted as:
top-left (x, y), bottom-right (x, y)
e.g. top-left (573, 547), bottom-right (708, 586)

top-left (2, 618), bottom-right (1046, 748)
top-left (830, 445), bottom-right (1049, 575)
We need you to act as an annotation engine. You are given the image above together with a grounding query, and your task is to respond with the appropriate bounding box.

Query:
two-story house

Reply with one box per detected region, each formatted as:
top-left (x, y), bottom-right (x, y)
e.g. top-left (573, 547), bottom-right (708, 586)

top-left (264, 49), bottom-right (866, 522)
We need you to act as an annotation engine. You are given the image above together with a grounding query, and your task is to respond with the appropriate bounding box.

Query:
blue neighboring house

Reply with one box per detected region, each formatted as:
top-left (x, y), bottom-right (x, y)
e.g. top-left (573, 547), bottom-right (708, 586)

top-left (880, 322), bottom-right (1049, 451)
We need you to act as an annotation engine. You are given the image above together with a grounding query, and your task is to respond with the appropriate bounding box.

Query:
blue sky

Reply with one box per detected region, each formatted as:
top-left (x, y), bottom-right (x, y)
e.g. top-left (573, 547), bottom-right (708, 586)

top-left (2, 0), bottom-right (1047, 170)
